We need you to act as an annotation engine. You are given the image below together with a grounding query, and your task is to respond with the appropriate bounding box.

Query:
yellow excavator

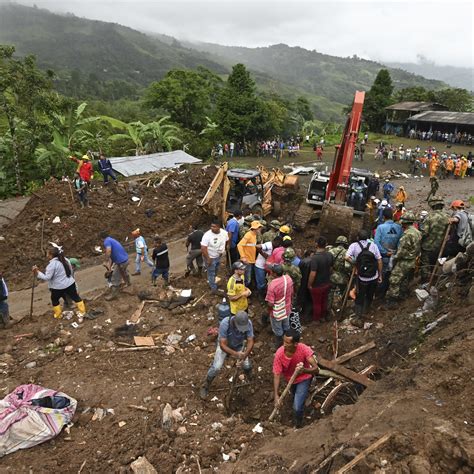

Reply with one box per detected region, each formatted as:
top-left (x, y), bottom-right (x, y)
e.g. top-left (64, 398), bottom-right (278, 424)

top-left (199, 163), bottom-right (298, 222)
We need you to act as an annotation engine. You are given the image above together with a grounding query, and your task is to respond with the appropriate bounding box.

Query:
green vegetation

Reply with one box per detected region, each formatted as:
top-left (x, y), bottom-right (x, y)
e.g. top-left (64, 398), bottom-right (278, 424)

top-left (364, 69), bottom-right (395, 131)
top-left (394, 86), bottom-right (473, 112)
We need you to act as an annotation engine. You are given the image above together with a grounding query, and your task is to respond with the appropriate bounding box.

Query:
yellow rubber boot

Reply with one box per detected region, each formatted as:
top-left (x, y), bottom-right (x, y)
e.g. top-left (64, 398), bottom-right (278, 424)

top-left (53, 305), bottom-right (63, 319)
top-left (76, 300), bottom-right (86, 314)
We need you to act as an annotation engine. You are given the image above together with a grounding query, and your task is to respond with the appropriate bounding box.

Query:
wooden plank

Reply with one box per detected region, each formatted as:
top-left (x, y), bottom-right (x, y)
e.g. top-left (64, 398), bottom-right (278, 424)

top-left (336, 433), bottom-right (392, 473)
top-left (134, 336), bottom-right (155, 347)
top-left (318, 357), bottom-right (375, 387)
top-left (130, 301), bottom-right (146, 323)
top-left (334, 341), bottom-right (376, 364)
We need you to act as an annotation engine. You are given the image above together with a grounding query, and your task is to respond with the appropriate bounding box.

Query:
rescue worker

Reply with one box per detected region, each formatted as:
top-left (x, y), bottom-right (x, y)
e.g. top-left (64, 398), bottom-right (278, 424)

top-left (385, 212), bottom-right (421, 307)
top-left (460, 157), bottom-right (468, 178)
top-left (199, 310), bottom-right (254, 399)
top-left (374, 208), bottom-right (402, 298)
top-left (350, 178), bottom-right (367, 211)
top-left (282, 248), bottom-right (302, 296)
top-left (131, 228), bottom-right (154, 276)
top-left (238, 215), bottom-right (253, 240)
top-left (420, 197), bottom-right (449, 281)
top-left (445, 200), bottom-right (470, 257)
top-left (278, 224), bottom-right (291, 239)
top-left (427, 176), bottom-right (439, 201)
top-left (445, 156), bottom-right (454, 177)
top-left (97, 153), bottom-right (117, 185)
top-left (327, 236), bottom-right (352, 311)
top-left (393, 203), bottom-right (404, 222)
top-left (454, 158), bottom-right (461, 178)
top-left (366, 196), bottom-right (379, 229)
top-left (395, 186), bottom-right (407, 206)
top-left (238, 220), bottom-right (263, 286)
top-left (70, 153), bottom-right (94, 185)
top-left (262, 220), bottom-right (281, 243)
top-left (383, 179), bottom-right (394, 202)
top-left (429, 156), bottom-right (439, 178)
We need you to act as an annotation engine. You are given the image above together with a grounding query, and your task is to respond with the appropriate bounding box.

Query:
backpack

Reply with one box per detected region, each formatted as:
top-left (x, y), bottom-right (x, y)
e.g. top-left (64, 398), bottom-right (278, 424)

top-left (458, 212), bottom-right (474, 248)
top-left (355, 242), bottom-right (378, 278)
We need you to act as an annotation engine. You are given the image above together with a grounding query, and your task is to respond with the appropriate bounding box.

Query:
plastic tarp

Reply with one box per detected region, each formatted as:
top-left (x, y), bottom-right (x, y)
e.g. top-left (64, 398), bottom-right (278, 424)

top-left (0, 384), bottom-right (77, 457)
top-left (108, 150), bottom-right (202, 177)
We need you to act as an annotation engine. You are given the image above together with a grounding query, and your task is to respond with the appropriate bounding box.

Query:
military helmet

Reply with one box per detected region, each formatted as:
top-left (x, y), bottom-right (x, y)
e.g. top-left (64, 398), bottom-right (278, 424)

top-left (270, 219), bottom-right (281, 229)
top-left (400, 211), bottom-right (416, 223)
top-left (335, 235), bottom-right (348, 245)
top-left (283, 247), bottom-right (296, 261)
top-left (428, 196), bottom-right (444, 208)
top-left (244, 215), bottom-right (253, 223)
top-left (260, 219), bottom-right (267, 227)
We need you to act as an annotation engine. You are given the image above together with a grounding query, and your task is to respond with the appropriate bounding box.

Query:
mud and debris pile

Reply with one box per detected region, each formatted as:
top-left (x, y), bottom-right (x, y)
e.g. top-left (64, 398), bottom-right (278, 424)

top-left (0, 166), bottom-right (216, 287)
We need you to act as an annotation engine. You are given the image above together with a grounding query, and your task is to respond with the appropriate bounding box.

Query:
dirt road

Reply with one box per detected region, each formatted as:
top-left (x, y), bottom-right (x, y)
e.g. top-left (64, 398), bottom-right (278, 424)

top-left (9, 237), bottom-right (189, 320)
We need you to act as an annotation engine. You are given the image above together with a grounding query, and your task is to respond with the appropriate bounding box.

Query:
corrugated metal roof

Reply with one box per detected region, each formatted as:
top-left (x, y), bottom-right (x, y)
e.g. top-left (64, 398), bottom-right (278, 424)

top-left (108, 150), bottom-right (202, 177)
top-left (407, 111), bottom-right (474, 126)
top-left (385, 102), bottom-right (446, 112)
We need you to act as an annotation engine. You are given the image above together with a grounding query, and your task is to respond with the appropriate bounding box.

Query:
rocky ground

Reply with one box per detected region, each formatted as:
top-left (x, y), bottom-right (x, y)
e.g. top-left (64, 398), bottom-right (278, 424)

top-left (0, 142), bottom-right (473, 473)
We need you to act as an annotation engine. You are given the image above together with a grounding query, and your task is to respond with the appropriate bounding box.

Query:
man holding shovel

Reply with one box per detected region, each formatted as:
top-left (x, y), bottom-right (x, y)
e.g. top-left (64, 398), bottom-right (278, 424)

top-left (199, 310), bottom-right (254, 400)
top-left (273, 329), bottom-right (319, 428)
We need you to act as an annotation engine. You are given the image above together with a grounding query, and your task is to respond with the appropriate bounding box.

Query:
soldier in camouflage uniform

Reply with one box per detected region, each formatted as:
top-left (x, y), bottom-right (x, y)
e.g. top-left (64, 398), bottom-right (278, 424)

top-left (282, 247), bottom-right (302, 295)
top-left (238, 215), bottom-right (253, 240)
top-left (385, 212), bottom-right (421, 306)
top-left (327, 236), bottom-right (352, 310)
top-left (420, 197), bottom-right (449, 281)
top-left (262, 220), bottom-right (281, 243)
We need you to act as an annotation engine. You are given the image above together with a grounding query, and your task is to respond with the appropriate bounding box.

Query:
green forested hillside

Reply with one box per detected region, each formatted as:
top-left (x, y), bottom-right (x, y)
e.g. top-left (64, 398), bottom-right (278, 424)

top-left (0, 3), bottom-right (447, 119)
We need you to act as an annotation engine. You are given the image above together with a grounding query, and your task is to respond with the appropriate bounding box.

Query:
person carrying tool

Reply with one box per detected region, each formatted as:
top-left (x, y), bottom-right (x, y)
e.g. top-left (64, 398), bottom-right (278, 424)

top-left (238, 220), bottom-right (263, 286)
top-left (273, 329), bottom-right (319, 428)
top-left (97, 153), bottom-right (117, 185)
top-left (73, 172), bottom-right (89, 208)
top-left (32, 245), bottom-right (87, 319)
top-left (152, 235), bottom-right (170, 286)
top-left (99, 231), bottom-right (130, 301)
top-left (199, 310), bottom-right (254, 399)
top-left (227, 261), bottom-right (251, 314)
top-left (70, 153), bottom-right (94, 185)
top-left (131, 228), bottom-right (154, 276)
top-left (0, 272), bottom-right (10, 329)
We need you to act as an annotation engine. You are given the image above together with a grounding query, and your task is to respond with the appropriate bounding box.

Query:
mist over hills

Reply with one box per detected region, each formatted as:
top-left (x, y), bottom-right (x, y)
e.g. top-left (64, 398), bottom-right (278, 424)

top-left (0, 3), bottom-right (450, 120)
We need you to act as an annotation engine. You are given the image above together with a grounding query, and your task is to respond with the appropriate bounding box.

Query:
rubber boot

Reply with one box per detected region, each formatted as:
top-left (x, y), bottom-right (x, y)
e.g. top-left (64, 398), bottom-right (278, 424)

top-left (105, 287), bottom-right (119, 301)
top-left (53, 305), bottom-right (63, 319)
top-left (199, 376), bottom-right (214, 400)
top-left (294, 414), bottom-right (304, 429)
top-left (76, 300), bottom-right (86, 314)
top-left (274, 335), bottom-right (283, 349)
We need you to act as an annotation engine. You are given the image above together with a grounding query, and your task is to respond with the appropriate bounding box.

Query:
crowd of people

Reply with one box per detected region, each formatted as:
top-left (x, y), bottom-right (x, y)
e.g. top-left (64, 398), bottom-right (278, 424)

top-left (408, 128), bottom-right (473, 146)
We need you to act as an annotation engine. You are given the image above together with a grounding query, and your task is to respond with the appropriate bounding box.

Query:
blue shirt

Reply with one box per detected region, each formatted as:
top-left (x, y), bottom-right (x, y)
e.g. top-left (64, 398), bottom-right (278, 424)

top-left (218, 316), bottom-right (254, 350)
top-left (225, 217), bottom-right (240, 248)
top-left (374, 220), bottom-right (402, 258)
top-left (104, 237), bottom-right (129, 264)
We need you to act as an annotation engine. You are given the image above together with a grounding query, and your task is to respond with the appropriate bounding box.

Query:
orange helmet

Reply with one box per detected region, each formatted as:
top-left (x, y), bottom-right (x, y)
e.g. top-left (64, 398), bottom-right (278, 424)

top-left (450, 200), bottom-right (465, 209)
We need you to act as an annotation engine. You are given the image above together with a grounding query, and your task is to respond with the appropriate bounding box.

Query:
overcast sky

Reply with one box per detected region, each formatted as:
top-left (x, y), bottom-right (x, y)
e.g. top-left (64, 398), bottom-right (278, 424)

top-left (17, 0), bottom-right (474, 68)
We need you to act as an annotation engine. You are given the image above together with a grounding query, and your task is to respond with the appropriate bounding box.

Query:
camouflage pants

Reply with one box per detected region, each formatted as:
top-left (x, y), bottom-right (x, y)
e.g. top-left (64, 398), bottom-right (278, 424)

top-left (328, 283), bottom-right (346, 311)
top-left (420, 248), bottom-right (438, 282)
top-left (387, 259), bottom-right (416, 300)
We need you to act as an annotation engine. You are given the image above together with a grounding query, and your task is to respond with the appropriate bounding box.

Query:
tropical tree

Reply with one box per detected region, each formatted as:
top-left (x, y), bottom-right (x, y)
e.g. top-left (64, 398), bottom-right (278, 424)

top-left (0, 45), bottom-right (57, 194)
top-left (102, 116), bottom-right (181, 155)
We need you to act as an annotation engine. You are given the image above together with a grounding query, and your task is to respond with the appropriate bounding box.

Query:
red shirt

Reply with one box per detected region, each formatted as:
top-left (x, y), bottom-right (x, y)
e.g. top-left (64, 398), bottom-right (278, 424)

top-left (273, 343), bottom-right (314, 384)
top-left (79, 161), bottom-right (93, 182)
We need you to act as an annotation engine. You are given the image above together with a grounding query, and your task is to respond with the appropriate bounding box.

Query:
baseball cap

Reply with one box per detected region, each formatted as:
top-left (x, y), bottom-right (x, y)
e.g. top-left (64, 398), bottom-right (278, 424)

top-left (69, 257), bottom-right (80, 268)
top-left (233, 311), bottom-right (250, 332)
top-left (250, 220), bottom-right (263, 230)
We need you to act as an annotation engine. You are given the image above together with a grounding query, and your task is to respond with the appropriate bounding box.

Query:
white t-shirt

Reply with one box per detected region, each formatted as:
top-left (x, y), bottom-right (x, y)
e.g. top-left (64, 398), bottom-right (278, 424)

top-left (256, 241), bottom-right (273, 269)
top-left (201, 229), bottom-right (229, 258)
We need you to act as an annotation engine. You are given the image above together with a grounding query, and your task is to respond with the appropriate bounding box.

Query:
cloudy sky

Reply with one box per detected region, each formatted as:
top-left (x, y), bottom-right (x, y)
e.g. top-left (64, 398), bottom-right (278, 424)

top-left (18, 0), bottom-right (473, 68)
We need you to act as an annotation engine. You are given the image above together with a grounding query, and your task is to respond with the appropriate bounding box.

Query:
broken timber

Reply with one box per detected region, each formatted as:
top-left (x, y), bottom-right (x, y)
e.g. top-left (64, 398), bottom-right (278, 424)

top-left (317, 357), bottom-right (375, 387)
top-left (334, 341), bottom-right (376, 364)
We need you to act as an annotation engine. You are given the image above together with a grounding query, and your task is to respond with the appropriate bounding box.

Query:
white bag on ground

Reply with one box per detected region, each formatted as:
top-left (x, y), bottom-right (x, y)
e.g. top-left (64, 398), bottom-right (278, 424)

top-left (0, 384), bottom-right (77, 457)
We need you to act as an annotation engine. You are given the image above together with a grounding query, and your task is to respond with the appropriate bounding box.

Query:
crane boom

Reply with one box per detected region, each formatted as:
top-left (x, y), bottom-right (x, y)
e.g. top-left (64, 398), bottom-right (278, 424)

top-left (325, 91), bottom-right (365, 203)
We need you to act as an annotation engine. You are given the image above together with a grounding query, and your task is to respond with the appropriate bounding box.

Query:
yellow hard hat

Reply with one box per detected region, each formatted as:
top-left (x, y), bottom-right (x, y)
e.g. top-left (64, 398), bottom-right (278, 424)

top-left (82, 154), bottom-right (90, 161)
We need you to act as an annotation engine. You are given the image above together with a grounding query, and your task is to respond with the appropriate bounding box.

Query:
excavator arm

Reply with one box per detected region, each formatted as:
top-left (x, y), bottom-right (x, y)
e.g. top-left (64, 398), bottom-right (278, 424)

top-left (325, 91), bottom-right (365, 204)
top-left (199, 162), bottom-right (230, 223)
